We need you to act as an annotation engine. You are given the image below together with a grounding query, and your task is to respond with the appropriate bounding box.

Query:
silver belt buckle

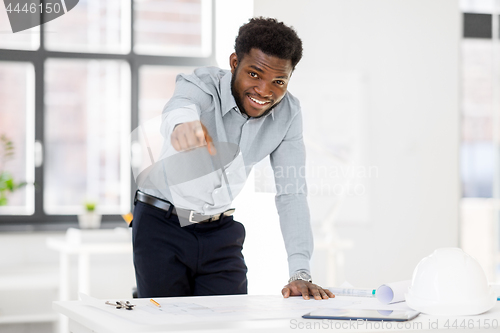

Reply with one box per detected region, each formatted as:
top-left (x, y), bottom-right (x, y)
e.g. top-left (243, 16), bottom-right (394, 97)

top-left (188, 211), bottom-right (208, 223)
top-left (188, 211), bottom-right (196, 223)
top-left (189, 208), bottom-right (235, 223)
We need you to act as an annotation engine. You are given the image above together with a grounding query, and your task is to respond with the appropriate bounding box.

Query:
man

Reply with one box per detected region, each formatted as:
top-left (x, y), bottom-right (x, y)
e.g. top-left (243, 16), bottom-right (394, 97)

top-left (132, 17), bottom-right (334, 301)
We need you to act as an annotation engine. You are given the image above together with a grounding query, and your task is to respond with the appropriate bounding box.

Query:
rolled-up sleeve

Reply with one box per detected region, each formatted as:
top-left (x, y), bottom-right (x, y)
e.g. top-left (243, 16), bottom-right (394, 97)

top-left (270, 110), bottom-right (314, 277)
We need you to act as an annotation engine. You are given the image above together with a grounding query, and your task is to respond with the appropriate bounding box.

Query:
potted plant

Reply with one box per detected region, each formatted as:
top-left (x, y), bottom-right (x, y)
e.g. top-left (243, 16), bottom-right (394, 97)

top-left (0, 134), bottom-right (26, 206)
top-left (78, 201), bottom-right (102, 229)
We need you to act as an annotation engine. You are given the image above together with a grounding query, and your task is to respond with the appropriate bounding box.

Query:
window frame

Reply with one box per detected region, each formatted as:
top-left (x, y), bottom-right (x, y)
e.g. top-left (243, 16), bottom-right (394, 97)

top-left (0, 0), bottom-right (216, 230)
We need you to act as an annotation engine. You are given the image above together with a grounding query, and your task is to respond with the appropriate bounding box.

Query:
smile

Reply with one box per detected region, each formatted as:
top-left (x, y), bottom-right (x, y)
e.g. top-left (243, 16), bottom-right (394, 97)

top-left (248, 95), bottom-right (270, 105)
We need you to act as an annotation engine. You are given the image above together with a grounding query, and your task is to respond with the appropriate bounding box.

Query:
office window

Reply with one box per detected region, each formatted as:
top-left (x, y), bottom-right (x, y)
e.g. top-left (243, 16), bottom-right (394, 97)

top-left (134, 0), bottom-right (212, 57)
top-left (44, 60), bottom-right (130, 214)
top-left (461, 39), bottom-right (494, 198)
top-left (44, 0), bottom-right (131, 54)
top-left (138, 66), bottom-right (195, 121)
top-left (0, 1), bottom-right (214, 226)
top-left (133, 65), bottom-right (195, 178)
top-left (0, 9), bottom-right (39, 50)
top-left (0, 62), bottom-right (35, 215)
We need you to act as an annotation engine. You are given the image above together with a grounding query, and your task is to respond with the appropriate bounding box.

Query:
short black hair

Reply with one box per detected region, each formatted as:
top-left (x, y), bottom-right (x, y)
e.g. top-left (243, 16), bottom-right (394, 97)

top-left (234, 17), bottom-right (303, 70)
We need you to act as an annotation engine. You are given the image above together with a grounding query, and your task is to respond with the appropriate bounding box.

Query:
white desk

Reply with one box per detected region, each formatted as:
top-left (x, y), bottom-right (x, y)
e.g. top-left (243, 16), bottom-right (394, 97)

top-left (53, 295), bottom-right (500, 333)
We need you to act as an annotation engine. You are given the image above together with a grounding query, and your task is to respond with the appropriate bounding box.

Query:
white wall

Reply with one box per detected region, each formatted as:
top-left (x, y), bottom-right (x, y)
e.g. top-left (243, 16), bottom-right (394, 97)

top-left (215, 0), bottom-right (254, 69)
top-left (253, 0), bottom-right (461, 287)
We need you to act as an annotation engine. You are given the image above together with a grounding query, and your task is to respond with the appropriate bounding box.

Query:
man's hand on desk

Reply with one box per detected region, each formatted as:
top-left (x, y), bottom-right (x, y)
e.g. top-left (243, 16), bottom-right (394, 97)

top-left (282, 281), bottom-right (335, 300)
top-left (171, 120), bottom-right (216, 155)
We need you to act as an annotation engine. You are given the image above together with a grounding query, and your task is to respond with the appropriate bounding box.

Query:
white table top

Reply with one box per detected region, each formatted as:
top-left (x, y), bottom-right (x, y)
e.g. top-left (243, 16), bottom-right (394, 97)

top-left (53, 294), bottom-right (500, 333)
top-left (46, 227), bottom-right (132, 254)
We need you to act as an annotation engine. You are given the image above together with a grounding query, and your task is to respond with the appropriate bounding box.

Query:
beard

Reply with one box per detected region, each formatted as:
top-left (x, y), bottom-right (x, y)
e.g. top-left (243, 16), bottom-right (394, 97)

top-left (230, 69), bottom-right (282, 119)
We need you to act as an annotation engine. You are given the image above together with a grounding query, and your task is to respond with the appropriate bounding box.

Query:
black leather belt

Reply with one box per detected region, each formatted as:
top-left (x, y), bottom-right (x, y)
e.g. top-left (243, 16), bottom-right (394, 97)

top-left (135, 191), bottom-right (235, 223)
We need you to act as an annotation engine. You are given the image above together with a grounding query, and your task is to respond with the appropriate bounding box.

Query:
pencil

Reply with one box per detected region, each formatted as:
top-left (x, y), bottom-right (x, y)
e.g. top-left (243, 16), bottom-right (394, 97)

top-left (150, 298), bottom-right (161, 308)
top-left (122, 212), bottom-right (133, 225)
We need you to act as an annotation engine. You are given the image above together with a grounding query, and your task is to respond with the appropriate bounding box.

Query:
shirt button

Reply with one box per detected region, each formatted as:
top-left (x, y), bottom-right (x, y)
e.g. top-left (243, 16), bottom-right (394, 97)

top-left (214, 189), bottom-right (219, 194)
top-left (204, 204), bottom-right (209, 210)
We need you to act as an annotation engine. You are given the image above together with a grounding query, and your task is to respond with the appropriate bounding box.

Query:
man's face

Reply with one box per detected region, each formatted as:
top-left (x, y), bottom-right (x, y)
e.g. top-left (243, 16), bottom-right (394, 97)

top-left (230, 48), bottom-right (293, 118)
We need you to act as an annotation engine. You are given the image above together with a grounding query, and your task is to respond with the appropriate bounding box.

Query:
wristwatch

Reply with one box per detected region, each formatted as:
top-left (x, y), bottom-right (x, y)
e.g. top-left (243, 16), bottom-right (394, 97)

top-left (288, 270), bottom-right (312, 283)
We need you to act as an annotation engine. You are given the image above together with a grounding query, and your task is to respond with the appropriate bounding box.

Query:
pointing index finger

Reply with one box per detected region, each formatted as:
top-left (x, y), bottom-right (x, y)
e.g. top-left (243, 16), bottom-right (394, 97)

top-left (201, 123), bottom-right (216, 155)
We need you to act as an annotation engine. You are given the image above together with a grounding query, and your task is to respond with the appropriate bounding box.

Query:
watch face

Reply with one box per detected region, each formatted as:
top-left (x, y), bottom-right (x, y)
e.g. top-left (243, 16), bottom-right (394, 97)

top-left (299, 272), bottom-right (311, 281)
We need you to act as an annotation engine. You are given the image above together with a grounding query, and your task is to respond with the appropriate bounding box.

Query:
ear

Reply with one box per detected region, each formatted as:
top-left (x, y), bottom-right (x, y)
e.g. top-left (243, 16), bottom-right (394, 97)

top-left (229, 53), bottom-right (238, 74)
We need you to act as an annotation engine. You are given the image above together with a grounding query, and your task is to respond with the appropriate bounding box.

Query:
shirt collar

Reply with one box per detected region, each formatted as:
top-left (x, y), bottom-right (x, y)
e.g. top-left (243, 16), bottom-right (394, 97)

top-left (265, 109), bottom-right (275, 120)
top-left (221, 71), bottom-right (236, 117)
top-left (220, 70), bottom-right (275, 121)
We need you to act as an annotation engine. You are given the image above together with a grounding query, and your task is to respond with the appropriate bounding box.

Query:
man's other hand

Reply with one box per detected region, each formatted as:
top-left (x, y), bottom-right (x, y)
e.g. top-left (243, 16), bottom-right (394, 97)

top-left (171, 121), bottom-right (216, 155)
top-left (282, 281), bottom-right (335, 300)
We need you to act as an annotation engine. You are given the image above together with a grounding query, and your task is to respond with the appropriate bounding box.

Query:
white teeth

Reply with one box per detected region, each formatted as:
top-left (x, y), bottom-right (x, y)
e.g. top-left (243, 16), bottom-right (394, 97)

top-left (249, 96), bottom-right (268, 105)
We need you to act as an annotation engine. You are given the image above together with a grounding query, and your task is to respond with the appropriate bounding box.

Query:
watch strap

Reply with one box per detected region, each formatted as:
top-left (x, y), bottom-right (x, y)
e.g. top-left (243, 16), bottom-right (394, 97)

top-left (288, 270), bottom-right (312, 283)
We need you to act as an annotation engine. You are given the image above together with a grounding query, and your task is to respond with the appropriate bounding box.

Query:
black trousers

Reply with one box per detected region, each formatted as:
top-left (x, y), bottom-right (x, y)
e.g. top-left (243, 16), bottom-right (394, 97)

top-left (132, 201), bottom-right (247, 297)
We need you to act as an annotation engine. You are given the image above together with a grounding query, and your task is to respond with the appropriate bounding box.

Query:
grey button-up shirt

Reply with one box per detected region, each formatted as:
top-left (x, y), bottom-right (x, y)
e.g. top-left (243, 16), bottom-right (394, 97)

top-left (139, 66), bottom-right (313, 276)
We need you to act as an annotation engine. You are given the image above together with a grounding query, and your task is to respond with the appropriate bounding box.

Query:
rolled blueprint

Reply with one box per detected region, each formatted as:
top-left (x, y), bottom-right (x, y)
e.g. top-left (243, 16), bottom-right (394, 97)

top-left (376, 280), bottom-right (412, 304)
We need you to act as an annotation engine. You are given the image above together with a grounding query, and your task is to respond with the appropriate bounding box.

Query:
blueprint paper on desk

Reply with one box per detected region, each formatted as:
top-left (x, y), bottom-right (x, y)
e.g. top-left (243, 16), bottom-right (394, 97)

top-left (78, 294), bottom-right (414, 327)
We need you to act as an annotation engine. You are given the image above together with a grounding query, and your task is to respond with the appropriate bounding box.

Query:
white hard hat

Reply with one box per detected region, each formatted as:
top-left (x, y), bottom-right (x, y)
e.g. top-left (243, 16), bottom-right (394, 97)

top-left (405, 248), bottom-right (496, 316)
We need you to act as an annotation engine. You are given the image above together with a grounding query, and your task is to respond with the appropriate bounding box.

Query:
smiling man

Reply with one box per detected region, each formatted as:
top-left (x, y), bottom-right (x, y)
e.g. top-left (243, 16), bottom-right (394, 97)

top-left (132, 17), bottom-right (334, 301)
top-left (230, 48), bottom-right (290, 119)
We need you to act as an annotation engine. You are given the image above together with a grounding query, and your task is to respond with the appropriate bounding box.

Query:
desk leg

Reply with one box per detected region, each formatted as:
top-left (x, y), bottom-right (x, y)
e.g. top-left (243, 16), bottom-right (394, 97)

top-left (78, 253), bottom-right (91, 295)
top-left (60, 252), bottom-right (70, 300)
top-left (59, 252), bottom-right (70, 333)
